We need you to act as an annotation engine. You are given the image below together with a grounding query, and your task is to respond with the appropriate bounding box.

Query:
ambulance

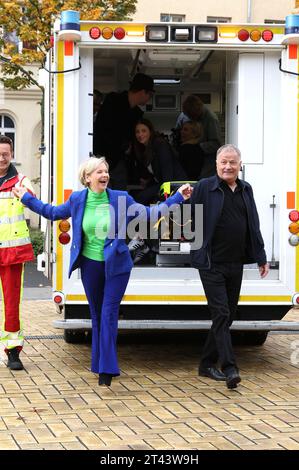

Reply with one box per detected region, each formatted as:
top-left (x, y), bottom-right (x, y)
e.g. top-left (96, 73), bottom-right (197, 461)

top-left (39, 10), bottom-right (299, 343)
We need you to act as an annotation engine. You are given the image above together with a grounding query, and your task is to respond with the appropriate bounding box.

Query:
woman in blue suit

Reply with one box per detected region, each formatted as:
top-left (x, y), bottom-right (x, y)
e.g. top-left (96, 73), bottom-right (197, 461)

top-left (13, 157), bottom-right (192, 386)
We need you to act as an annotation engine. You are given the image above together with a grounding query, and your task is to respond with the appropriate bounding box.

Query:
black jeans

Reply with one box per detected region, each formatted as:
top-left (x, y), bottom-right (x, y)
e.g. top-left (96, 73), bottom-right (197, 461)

top-left (199, 262), bottom-right (243, 373)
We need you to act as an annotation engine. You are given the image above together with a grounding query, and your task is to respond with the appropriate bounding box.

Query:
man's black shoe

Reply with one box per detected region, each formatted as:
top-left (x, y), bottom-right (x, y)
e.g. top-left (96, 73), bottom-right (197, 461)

top-left (226, 371), bottom-right (241, 389)
top-left (198, 366), bottom-right (226, 381)
top-left (7, 348), bottom-right (24, 371)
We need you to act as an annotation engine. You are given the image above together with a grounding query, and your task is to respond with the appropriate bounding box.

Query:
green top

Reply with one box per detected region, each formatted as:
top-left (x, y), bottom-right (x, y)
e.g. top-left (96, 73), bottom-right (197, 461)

top-left (82, 188), bottom-right (110, 261)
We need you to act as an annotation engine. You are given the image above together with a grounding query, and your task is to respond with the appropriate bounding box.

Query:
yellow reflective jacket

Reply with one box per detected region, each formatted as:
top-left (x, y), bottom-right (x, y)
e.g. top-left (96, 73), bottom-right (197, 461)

top-left (0, 165), bottom-right (35, 266)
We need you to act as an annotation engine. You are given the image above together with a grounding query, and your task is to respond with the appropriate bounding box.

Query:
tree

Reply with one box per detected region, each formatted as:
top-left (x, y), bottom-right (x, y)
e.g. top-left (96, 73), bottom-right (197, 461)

top-left (0, 0), bottom-right (137, 90)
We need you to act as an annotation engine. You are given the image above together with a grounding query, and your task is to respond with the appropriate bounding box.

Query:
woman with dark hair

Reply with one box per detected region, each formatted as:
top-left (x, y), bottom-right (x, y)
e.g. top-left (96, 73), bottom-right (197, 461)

top-left (133, 119), bottom-right (187, 205)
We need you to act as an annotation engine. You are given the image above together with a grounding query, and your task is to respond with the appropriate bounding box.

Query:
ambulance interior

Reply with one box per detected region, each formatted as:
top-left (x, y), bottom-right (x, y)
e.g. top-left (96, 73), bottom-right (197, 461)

top-left (92, 46), bottom-right (281, 279)
top-left (94, 47), bottom-right (225, 141)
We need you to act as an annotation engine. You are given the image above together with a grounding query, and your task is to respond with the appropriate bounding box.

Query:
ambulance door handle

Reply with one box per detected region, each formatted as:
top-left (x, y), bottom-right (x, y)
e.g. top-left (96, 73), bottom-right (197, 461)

top-left (241, 164), bottom-right (245, 180)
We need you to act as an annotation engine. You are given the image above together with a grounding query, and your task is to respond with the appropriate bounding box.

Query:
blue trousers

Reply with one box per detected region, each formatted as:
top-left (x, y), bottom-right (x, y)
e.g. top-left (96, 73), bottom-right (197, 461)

top-left (80, 256), bottom-right (130, 375)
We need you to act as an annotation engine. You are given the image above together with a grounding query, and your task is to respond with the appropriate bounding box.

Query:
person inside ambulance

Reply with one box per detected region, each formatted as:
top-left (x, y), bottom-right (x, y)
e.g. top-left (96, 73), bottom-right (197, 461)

top-left (13, 157), bottom-right (193, 386)
top-left (0, 135), bottom-right (35, 371)
top-left (132, 119), bottom-right (187, 205)
top-left (175, 94), bottom-right (222, 178)
top-left (128, 119), bottom-right (187, 263)
top-left (93, 89), bottom-right (103, 124)
top-left (93, 73), bottom-right (155, 190)
top-left (178, 121), bottom-right (205, 181)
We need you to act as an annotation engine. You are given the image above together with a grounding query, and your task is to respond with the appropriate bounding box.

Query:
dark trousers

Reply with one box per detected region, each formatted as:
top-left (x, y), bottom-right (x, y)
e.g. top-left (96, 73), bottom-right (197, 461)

top-left (80, 256), bottom-right (130, 376)
top-left (109, 159), bottom-right (128, 190)
top-left (199, 262), bottom-right (243, 373)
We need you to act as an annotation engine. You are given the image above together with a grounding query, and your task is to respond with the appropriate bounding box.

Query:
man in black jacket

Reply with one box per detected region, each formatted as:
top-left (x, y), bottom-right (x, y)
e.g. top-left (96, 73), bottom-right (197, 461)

top-left (93, 73), bottom-right (154, 189)
top-left (190, 144), bottom-right (269, 389)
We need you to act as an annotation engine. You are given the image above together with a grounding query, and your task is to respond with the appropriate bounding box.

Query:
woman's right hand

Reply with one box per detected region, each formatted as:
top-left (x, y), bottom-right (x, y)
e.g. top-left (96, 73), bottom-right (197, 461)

top-left (177, 183), bottom-right (193, 201)
top-left (12, 186), bottom-right (28, 199)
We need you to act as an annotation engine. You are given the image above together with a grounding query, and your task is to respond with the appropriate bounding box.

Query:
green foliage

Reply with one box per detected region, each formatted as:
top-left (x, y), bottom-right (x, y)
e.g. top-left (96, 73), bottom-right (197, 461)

top-left (0, 0), bottom-right (137, 89)
top-left (29, 227), bottom-right (44, 257)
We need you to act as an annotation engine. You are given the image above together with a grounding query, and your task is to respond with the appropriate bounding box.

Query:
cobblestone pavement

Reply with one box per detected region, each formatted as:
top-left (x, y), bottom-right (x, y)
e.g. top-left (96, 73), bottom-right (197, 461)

top-left (0, 301), bottom-right (299, 450)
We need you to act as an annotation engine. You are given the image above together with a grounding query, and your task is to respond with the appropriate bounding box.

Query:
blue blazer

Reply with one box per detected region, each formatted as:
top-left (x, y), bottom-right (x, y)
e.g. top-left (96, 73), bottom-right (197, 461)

top-left (21, 188), bottom-right (184, 279)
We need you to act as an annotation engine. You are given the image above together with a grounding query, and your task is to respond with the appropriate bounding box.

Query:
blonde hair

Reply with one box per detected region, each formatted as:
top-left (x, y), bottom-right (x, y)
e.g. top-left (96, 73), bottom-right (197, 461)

top-left (78, 157), bottom-right (109, 187)
top-left (182, 121), bottom-right (202, 140)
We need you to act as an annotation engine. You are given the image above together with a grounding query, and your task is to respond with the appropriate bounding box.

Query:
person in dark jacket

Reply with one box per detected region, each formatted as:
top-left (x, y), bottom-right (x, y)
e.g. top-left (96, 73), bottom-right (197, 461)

top-left (190, 144), bottom-right (269, 389)
top-left (127, 119), bottom-right (188, 263)
top-left (176, 94), bottom-right (222, 178)
top-left (178, 121), bottom-right (205, 180)
top-left (13, 157), bottom-right (193, 387)
top-left (133, 119), bottom-right (187, 205)
top-left (93, 73), bottom-right (154, 189)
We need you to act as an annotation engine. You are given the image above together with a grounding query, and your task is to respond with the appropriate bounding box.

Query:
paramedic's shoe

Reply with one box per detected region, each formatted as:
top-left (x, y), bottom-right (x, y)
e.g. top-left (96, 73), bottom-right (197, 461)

top-left (99, 373), bottom-right (113, 386)
top-left (133, 245), bottom-right (150, 264)
top-left (198, 366), bottom-right (226, 381)
top-left (7, 348), bottom-right (24, 371)
top-left (128, 238), bottom-right (145, 252)
top-left (225, 370), bottom-right (241, 389)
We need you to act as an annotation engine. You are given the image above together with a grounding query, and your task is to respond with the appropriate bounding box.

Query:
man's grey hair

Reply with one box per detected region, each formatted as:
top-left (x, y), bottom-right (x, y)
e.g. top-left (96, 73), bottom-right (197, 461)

top-left (216, 144), bottom-right (241, 160)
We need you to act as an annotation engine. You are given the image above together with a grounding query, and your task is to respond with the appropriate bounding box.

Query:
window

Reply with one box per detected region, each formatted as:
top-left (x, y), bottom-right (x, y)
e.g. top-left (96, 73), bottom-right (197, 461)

top-left (207, 16), bottom-right (231, 23)
top-left (161, 14), bottom-right (185, 23)
top-left (1, 29), bottom-right (19, 54)
top-left (264, 19), bottom-right (285, 24)
top-left (0, 114), bottom-right (16, 155)
top-left (2, 30), bottom-right (19, 46)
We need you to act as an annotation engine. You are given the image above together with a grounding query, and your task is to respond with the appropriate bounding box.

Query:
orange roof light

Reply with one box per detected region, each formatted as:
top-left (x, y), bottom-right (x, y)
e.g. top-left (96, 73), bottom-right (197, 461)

top-left (250, 30), bottom-right (262, 42)
top-left (58, 220), bottom-right (71, 232)
top-left (289, 222), bottom-right (299, 234)
top-left (102, 27), bottom-right (113, 40)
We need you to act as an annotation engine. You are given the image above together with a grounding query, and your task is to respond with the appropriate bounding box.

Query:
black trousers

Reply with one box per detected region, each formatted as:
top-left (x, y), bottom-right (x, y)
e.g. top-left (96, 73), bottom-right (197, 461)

top-left (199, 262), bottom-right (243, 373)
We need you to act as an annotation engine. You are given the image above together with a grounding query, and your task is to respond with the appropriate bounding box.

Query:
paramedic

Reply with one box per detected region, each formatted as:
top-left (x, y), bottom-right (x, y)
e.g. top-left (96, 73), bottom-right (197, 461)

top-left (0, 135), bottom-right (35, 371)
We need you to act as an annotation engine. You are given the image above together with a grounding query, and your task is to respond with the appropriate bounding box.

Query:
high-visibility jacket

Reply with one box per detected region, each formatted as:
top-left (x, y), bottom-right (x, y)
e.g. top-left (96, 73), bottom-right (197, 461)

top-left (0, 167), bottom-right (35, 266)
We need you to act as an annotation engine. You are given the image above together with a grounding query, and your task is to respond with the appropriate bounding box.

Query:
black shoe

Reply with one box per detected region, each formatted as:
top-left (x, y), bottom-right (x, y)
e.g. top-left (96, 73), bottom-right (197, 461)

top-left (99, 373), bottom-right (113, 386)
top-left (226, 371), bottom-right (241, 389)
top-left (7, 348), bottom-right (24, 371)
top-left (198, 366), bottom-right (226, 381)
